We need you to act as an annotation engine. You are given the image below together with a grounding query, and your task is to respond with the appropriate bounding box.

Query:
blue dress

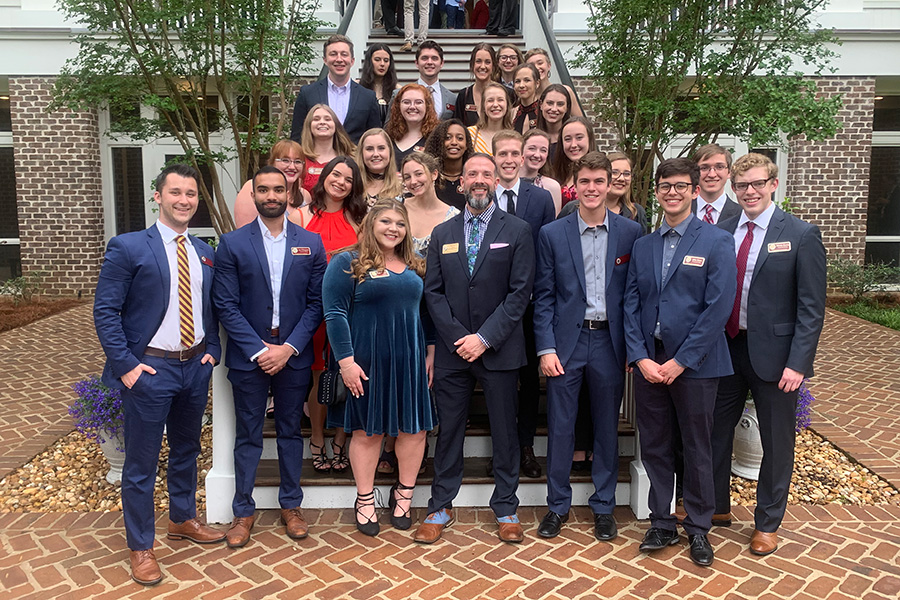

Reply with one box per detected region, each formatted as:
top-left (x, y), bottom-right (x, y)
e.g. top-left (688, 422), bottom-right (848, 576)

top-left (324, 251), bottom-right (435, 436)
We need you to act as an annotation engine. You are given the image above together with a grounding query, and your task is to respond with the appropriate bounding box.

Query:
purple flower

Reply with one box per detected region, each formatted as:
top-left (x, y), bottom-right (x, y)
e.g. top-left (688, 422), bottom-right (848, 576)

top-left (69, 375), bottom-right (124, 451)
top-left (796, 379), bottom-right (815, 432)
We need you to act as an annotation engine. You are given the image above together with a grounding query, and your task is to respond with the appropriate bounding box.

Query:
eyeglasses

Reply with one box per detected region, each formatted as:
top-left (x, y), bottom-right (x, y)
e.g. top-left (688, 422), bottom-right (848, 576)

top-left (611, 170), bottom-right (632, 179)
top-left (699, 164), bottom-right (729, 173)
top-left (274, 158), bottom-right (303, 167)
top-left (655, 181), bottom-right (692, 194)
top-left (400, 99), bottom-right (425, 107)
top-left (733, 177), bottom-right (774, 192)
top-left (498, 55), bottom-right (519, 62)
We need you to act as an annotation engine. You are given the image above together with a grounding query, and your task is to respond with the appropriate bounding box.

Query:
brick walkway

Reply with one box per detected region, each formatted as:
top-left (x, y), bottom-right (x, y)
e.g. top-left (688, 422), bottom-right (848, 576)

top-left (1, 306), bottom-right (900, 599)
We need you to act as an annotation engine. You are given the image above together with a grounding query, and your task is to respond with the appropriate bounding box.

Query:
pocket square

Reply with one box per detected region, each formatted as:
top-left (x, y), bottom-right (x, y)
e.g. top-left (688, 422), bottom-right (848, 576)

top-left (490, 243), bottom-right (509, 249)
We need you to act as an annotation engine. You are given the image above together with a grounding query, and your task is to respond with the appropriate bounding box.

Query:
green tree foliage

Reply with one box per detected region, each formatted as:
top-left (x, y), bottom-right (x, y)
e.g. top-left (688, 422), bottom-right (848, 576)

top-left (574, 0), bottom-right (842, 207)
top-left (52, 0), bottom-right (325, 234)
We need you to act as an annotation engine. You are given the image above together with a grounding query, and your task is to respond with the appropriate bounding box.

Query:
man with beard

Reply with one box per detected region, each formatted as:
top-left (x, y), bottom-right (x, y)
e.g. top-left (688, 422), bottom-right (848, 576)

top-left (213, 166), bottom-right (327, 547)
top-left (415, 153), bottom-right (535, 545)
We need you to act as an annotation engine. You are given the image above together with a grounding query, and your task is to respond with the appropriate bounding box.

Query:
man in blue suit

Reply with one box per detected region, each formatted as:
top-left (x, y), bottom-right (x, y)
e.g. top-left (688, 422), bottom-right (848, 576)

top-left (533, 151), bottom-right (642, 540)
top-left (212, 166), bottom-right (327, 548)
top-left (493, 130), bottom-right (555, 478)
top-left (624, 158), bottom-right (737, 567)
top-left (290, 34), bottom-right (381, 144)
top-left (94, 164), bottom-right (224, 586)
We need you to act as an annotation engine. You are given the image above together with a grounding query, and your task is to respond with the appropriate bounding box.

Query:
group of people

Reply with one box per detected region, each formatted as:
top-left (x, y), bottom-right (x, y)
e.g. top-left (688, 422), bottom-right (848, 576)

top-left (93, 34), bottom-right (827, 586)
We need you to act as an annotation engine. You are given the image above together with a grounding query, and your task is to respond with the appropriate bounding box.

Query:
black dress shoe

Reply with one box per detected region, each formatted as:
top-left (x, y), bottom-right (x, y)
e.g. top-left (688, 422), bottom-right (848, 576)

top-left (497, 29), bottom-right (514, 36)
top-left (639, 527), bottom-right (680, 551)
top-left (486, 457), bottom-right (494, 477)
top-left (593, 513), bottom-right (617, 541)
top-left (386, 27), bottom-right (403, 36)
top-left (520, 447), bottom-right (541, 478)
top-left (571, 459), bottom-right (591, 473)
top-left (537, 510), bottom-right (568, 538)
top-left (688, 534), bottom-right (714, 566)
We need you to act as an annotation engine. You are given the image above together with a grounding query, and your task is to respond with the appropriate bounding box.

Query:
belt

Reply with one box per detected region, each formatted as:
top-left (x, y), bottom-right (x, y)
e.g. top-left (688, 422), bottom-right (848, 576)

top-left (583, 320), bottom-right (609, 330)
top-left (269, 327), bottom-right (280, 337)
top-left (144, 341), bottom-right (207, 362)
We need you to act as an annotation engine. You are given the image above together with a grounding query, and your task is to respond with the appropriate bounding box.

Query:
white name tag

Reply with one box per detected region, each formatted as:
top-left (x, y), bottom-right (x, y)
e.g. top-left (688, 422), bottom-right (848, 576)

top-left (683, 255), bottom-right (705, 267)
top-left (768, 241), bottom-right (792, 253)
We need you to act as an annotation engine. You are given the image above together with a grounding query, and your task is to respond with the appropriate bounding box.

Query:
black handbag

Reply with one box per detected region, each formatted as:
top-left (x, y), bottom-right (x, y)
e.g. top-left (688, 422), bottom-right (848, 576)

top-left (317, 346), bottom-right (348, 406)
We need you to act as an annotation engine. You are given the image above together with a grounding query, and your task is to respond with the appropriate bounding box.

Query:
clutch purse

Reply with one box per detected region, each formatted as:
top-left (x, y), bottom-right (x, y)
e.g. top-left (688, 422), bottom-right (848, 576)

top-left (317, 346), bottom-right (348, 406)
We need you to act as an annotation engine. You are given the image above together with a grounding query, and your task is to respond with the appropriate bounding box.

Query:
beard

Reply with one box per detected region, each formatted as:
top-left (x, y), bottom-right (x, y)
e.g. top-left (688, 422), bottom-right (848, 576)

top-left (465, 188), bottom-right (495, 212)
top-left (255, 199), bottom-right (288, 219)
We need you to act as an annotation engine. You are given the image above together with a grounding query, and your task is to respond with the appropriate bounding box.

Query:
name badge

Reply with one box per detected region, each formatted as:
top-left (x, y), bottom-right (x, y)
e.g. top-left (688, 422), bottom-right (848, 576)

top-left (489, 243), bottom-right (509, 249)
top-left (615, 253), bottom-right (630, 266)
top-left (466, 104), bottom-right (477, 113)
top-left (308, 166), bottom-right (322, 176)
top-left (683, 255), bottom-right (706, 267)
top-left (768, 241), bottom-right (792, 253)
top-left (446, 103), bottom-right (456, 112)
top-left (291, 247), bottom-right (310, 255)
top-left (414, 145), bottom-right (425, 153)
top-left (369, 269), bottom-right (389, 279)
top-left (442, 243), bottom-right (459, 254)
top-left (200, 255), bottom-right (214, 267)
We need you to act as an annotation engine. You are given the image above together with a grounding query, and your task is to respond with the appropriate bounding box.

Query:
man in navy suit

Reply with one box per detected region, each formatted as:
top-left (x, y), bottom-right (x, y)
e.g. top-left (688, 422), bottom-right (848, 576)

top-left (692, 143), bottom-right (741, 225)
top-left (492, 130), bottom-right (555, 478)
top-left (712, 153), bottom-right (826, 556)
top-left (290, 34), bottom-right (381, 144)
top-left (94, 164), bottom-right (224, 586)
top-left (414, 153), bottom-right (535, 545)
top-left (624, 158), bottom-right (737, 567)
top-left (212, 166), bottom-right (327, 548)
top-left (533, 152), bottom-right (642, 540)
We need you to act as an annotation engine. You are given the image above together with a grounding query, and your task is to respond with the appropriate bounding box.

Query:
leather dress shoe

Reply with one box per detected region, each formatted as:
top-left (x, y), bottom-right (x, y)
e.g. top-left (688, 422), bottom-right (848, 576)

top-left (749, 529), bottom-right (779, 556)
top-left (130, 549), bottom-right (162, 586)
top-left (639, 527), bottom-right (680, 551)
top-left (688, 534), bottom-right (714, 566)
top-left (498, 520), bottom-right (525, 543)
top-left (414, 510), bottom-right (453, 544)
top-left (486, 457), bottom-right (494, 477)
top-left (167, 518), bottom-right (226, 544)
top-left (538, 510), bottom-right (568, 538)
top-left (712, 512), bottom-right (733, 527)
top-left (226, 515), bottom-right (255, 548)
top-left (520, 447), bottom-right (541, 478)
top-left (281, 508), bottom-right (309, 540)
top-left (593, 513), bottom-right (618, 541)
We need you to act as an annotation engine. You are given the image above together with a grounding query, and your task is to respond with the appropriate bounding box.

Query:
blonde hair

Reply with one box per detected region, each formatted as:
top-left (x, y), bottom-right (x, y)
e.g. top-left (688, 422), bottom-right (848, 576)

top-left (354, 128), bottom-right (403, 200)
top-left (474, 83), bottom-right (514, 130)
top-left (299, 104), bottom-right (355, 160)
top-left (732, 152), bottom-right (778, 179)
top-left (346, 199), bottom-right (426, 282)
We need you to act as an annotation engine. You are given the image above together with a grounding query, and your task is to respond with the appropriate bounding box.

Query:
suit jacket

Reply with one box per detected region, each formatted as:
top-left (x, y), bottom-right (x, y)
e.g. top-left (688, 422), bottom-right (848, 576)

top-left (693, 196), bottom-right (741, 223)
top-left (389, 82), bottom-right (456, 120)
top-left (212, 220), bottom-right (327, 371)
top-left (290, 78), bottom-right (381, 144)
top-left (534, 210), bottom-right (642, 367)
top-left (424, 207), bottom-right (535, 371)
top-left (505, 179), bottom-right (555, 252)
top-left (718, 207), bottom-right (826, 380)
top-left (624, 215), bottom-right (737, 378)
top-left (94, 225), bottom-right (221, 389)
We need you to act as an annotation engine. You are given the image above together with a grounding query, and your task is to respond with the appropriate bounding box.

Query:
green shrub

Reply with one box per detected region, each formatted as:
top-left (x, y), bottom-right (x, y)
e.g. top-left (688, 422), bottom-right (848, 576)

top-left (834, 302), bottom-right (900, 331)
top-left (827, 258), bottom-right (900, 303)
top-left (0, 271), bottom-right (47, 306)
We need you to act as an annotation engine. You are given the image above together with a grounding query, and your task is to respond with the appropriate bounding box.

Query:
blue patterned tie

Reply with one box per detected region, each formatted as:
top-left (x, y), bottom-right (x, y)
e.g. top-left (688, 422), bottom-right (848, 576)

top-left (467, 216), bottom-right (481, 275)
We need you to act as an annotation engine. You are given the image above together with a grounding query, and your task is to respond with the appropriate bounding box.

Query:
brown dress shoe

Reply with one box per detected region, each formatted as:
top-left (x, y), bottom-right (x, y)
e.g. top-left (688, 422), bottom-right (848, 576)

top-left (414, 510), bottom-right (453, 544)
top-left (281, 508), bottom-right (309, 540)
top-left (226, 515), bottom-right (255, 548)
top-left (130, 549), bottom-right (162, 586)
top-left (749, 529), bottom-right (778, 556)
top-left (712, 512), bottom-right (733, 527)
top-left (497, 521), bottom-right (525, 543)
top-left (167, 518), bottom-right (226, 543)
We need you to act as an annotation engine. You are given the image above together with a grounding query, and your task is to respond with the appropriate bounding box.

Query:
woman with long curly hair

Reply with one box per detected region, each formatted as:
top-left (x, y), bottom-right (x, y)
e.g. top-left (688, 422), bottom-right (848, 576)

top-left (299, 104), bottom-right (356, 192)
top-left (323, 199), bottom-right (435, 537)
top-left (354, 128), bottom-right (403, 207)
top-left (358, 44), bottom-right (399, 126)
top-left (467, 82), bottom-right (514, 156)
top-left (423, 118), bottom-right (473, 211)
top-left (384, 83), bottom-right (440, 165)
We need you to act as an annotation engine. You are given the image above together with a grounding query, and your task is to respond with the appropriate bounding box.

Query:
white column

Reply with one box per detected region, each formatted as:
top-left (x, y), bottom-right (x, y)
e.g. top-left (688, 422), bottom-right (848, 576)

top-left (204, 327), bottom-right (237, 524)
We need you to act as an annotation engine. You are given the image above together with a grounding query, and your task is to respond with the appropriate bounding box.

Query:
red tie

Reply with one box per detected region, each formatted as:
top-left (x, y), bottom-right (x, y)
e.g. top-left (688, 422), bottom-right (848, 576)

top-left (726, 222), bottom-right (754, 338)
top-left (703, 203), bottom-right (715, 224)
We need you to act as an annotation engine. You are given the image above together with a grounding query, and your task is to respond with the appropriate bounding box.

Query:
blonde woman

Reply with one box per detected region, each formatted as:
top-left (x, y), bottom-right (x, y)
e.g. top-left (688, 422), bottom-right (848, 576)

top-left (355, 128), bottom-right (403, 207)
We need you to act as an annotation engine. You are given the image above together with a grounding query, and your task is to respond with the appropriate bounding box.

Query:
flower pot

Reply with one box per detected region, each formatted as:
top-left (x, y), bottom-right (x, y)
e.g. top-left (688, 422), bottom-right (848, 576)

top-left (732, 401), bottom-right (762, 481)
top-left (98, 429), bottom-right (125, 486)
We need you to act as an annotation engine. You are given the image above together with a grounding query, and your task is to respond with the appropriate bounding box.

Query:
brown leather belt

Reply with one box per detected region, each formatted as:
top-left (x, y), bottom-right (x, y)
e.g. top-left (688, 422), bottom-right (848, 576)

top-left (144, 341), bottom-right (207, 362)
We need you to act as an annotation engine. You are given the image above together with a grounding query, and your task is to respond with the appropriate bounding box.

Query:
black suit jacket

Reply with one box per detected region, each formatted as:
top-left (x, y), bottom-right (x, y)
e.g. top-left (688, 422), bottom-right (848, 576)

top-left (290, 78), bottom-right (381, 144)
top-left (718, 207), bottom-right (826, 380)
top-left (424, 207), bottom-right (535, 371)
top-left (501, 179), bottom-right (554, 252)
top-left (693, 196), bottom-right (741, 223)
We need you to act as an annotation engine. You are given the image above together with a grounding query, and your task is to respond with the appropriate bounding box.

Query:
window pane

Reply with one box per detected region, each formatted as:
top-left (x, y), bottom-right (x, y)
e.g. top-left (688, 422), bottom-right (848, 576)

top-left (111, 147), bottom-right (146, 235)
top-left (873, 96), bottom-right (900, 132)
top-left (0, 95), bottom-right (10, 133)
top-left (865, 242), bottom-right (900, 268)
top-left (866, 146), bottom-right (900, 237)
top-left (0, 147), bottom-right (18, 238)
top-left (0, 244), bottom-right (21, 281)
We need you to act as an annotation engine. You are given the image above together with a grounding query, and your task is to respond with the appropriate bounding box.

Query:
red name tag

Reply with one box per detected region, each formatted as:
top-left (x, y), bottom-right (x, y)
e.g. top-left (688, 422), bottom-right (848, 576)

top-left (615, 253), bottom-right (630, 266)
top-left (291, 247), bottom-right (310, 256)
top-left (200, 255), bottom-right (213, 267)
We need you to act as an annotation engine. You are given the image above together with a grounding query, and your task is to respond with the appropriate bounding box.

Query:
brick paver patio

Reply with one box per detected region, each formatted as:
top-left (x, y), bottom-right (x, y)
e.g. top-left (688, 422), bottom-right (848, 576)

top-left (1, 306), bottom-right (899, 599)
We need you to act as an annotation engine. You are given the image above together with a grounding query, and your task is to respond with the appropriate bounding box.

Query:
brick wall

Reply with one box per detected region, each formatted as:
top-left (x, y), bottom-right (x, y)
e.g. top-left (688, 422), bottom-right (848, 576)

top-left (786, 77), bottom-right (874, 264)
top-left (10, 77), bottom-right (104, 296)
top-left (570, 78), bottom-right (618, 150)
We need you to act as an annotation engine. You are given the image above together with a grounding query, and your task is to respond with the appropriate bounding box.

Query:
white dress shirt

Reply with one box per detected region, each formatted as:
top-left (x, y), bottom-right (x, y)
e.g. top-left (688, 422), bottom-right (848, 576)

top-left (418, 77), bottom-right (443, 116)
top-left (734, 202), bottom-right (776, 329)
top-left (696, 192), bottom-right (728, 224)
top-left (496, 179), bottom-right (521, 214)
top-left (250, 215), bottom-right (298, 361)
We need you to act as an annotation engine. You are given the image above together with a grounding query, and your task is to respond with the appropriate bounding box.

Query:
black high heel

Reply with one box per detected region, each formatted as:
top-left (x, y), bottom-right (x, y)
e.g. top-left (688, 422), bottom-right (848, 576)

top-left (309, 441), bottom-right (331, 473)
top-left (389, 482), bottom-right (415, 530)
top-left (355, 491), bottom-right (380, 537)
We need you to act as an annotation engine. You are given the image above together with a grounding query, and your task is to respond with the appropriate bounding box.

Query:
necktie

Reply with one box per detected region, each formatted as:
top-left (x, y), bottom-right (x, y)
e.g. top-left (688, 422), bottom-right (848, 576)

top-left (504, 189), bottom-right (516, 216)
top-left (428, 86), bottom-right (438, 115)
top-left (726, 222), bottom-right (754, 338)
top-left (467, 216), bottom-right (481, 275)
top-left (703, 203), bottom-right (715, 224)
top-left (176, 235), bottom-right (194, 348)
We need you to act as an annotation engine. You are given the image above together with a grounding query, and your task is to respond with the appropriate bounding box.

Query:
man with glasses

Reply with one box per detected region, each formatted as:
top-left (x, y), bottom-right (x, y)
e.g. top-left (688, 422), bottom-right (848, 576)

top-left (711, 153), bottom-right (826, 557)
top-left (692, 144), bottom-right (741, 224)
top-left (624, 158), bottom-right (736, 567)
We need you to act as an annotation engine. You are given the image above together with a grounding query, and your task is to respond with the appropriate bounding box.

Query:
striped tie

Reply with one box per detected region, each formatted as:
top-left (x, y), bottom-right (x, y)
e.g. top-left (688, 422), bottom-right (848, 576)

top-left (703, 203), bottom-right (715, 224)
top-left (175, 235), bottom-right (194, 348)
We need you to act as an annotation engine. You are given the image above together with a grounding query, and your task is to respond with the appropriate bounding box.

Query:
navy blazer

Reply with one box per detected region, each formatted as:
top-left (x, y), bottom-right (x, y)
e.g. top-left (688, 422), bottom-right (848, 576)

top-left (504, 179), bottom-right (555, 252)
top-left (424, 207), bottom-right (535, 371)
top-left (533, 211), bottom-right (642, 367)
top-left (94, 225), bottom-right (221, 389)
top-left (212, 220), bottom-right (327, 371)
top-left (290, 78), bottom-right (381, 144)
top-left (624, 215), bottom-right (737, 378)
top-left (718, 207), bottom-right (826, 380)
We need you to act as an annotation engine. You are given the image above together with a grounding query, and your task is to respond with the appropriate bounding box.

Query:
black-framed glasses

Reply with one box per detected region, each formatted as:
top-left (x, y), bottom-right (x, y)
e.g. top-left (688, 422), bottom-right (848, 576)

top-left (733, 177), bottom-right (774, 192)
top-left (655, 181), bottom-right (692, 194)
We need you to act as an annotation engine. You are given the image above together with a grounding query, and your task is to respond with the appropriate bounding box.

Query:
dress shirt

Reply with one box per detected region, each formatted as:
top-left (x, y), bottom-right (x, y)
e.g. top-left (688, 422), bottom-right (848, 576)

top-left (579, 211), bottom-right (609, 322)
top-left (654, 216), bottom-right (691, 339)
top-left (463, 202), bottom-right (497, 348)
top-left (734, 202), bottom-right (776, 330)
top-left (147, 220), bottom-right (204, 351)
top-left (696, 192), bottom-right (728, 224)
top-left (250, 216), bottom-right (298, 362)
top-left (418, 77), bottom-right (443, 116)
top-left (495, 180), bottom-right (521, 215)
top-left (327, 77), bottom-right (351, 124)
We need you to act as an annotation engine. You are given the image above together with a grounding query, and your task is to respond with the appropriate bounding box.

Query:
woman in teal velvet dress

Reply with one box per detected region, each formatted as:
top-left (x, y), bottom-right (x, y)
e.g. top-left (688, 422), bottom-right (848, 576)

top-left (323, 199), bottom-right (435, 537)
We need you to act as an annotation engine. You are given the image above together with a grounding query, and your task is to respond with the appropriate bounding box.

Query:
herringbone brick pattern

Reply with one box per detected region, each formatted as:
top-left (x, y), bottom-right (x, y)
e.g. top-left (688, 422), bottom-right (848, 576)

top-left (0, 303), bottom-right (103, 478)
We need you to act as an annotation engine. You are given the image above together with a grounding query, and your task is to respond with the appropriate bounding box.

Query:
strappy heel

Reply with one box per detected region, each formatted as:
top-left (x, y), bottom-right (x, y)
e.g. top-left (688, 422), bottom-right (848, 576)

top-left (355, 491), bottom-right (380, 536)
top-left (309, 441), bottom-right (331, 473)
top-left (331, 439), bottom-right (350, 473)
top-left (389, 482), bottom-right (415, 530)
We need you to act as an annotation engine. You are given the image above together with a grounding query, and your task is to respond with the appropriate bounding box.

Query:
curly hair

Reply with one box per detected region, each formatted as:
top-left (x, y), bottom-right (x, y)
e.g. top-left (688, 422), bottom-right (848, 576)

top-left (354, 128), bottom-right (403, 200)
top-left (384, 83), bottom-right (440, 143)
top-left (423, 119), bottom-right (473, 173)
top-left (551, 116), bottom-right (596, 184)
top-left (299, 104), bottom-right (356, 160)
top-left (474, 82), bottom-right (514, 130)
top-left (359, 43), bottom-right (398, 101)
top-left (309, 156), bottom-right (368, 226)
top-left (347, 199), bottom-right (426, 282)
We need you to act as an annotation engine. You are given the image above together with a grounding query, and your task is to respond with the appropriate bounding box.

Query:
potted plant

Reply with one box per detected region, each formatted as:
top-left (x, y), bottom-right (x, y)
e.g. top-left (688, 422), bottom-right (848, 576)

top-left (69, 375), bottom-right (125, 485)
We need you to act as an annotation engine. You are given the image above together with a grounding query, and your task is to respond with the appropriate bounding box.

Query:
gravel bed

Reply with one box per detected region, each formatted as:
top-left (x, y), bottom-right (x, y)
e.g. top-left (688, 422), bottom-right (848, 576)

top-left (0, 427), bottom-right (896, 513)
